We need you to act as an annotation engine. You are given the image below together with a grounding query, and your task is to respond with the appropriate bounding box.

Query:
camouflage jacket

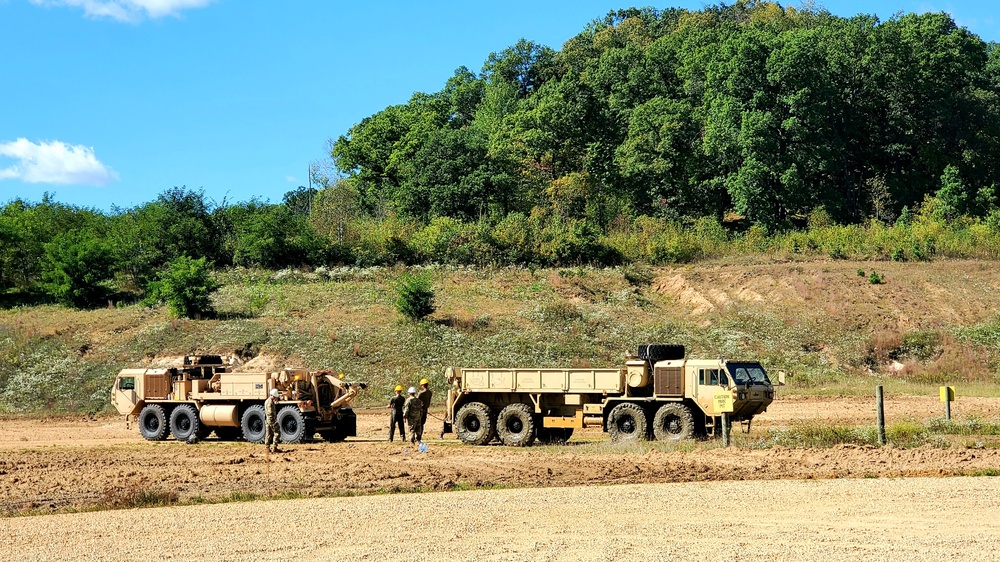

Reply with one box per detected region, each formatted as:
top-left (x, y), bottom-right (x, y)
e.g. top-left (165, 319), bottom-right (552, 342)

top-left (403, 396), bottom-right (423, 422)
top-left (264, 396), bottom-right (278, 424)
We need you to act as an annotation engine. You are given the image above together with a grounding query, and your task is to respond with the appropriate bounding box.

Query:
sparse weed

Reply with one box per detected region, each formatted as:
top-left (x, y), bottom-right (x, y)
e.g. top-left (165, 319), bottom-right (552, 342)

top-left (100, 485), bottom-right (179, 509)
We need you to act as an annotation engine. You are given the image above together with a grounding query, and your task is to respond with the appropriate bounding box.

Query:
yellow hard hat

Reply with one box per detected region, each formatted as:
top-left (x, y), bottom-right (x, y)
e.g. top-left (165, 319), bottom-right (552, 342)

top-left (420, 378), bottom-right (429, 385)
top-left (394, 385), bottom-right (403, 392)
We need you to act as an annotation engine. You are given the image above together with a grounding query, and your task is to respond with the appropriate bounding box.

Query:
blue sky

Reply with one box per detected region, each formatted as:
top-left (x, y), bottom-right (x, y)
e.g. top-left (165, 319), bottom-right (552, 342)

top-left (1, 0), bottom-right (997, 212)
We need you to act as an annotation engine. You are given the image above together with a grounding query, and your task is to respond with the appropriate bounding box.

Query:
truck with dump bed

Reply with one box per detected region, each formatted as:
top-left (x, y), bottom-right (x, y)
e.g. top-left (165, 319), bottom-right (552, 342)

top-left (442, 344), bottom-right (773, 446)
top-left (111, 355), bottom-right (366, 443)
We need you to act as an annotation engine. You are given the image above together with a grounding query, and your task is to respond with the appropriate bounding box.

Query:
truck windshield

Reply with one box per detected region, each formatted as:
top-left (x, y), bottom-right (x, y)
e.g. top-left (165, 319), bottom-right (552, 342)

top-left (726, 363), bottom-right (770, 385)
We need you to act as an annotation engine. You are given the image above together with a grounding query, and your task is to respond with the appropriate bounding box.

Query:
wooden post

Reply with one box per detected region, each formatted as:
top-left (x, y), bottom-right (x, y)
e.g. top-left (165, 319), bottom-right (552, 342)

top-left (876, 385), bottom-right (886, 446)
top-left (721, 413), bottom-right (730, 447)
top-left (945, 396), bottom-right (952, 421)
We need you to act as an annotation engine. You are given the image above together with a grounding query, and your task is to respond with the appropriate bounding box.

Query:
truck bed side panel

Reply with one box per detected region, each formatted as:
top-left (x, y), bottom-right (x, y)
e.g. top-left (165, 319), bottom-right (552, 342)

top-left (461, 368), bottom-right (623, 394)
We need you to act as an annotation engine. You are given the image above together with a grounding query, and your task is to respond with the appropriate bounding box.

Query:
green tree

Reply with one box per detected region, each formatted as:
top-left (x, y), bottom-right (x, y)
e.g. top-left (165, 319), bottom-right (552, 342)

top-left (215, 201), bottom-right (324, 268)
top-left (145, 256), bottom-right (219, 319)
top-left (395, 272), bottom-right (435, 321)
top-left (933, 164), bottom-right (968, 220)
top-left (282, 186), bottom-right (318, 216)
top-left (40, 231), bottom-right (115, 308)
top-left (110, 187), bottom-right (221, 287)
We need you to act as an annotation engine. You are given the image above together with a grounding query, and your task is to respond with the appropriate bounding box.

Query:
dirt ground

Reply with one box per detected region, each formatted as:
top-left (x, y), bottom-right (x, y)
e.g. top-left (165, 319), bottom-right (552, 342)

top-left (4, 477), bottom-right (999, 561)
top-left (1, 394), bottom-right (999, 515)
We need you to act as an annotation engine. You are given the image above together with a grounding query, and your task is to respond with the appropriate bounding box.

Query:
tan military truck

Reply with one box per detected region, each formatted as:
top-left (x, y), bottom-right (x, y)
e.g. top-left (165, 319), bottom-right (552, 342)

top-left (111, 355), bottom-right (366, 443)
top-left (443, 344), bottom-right (774, 446)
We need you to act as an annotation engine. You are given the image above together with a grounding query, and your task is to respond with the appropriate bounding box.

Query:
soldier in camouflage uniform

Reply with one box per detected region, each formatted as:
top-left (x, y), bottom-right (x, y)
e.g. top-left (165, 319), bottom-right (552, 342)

top-left (264, 388), bottom-right (280, 453)
top-left (416, 378), bottom-right (432, 433)
top-left (403, 386), bottom-right (424, 444)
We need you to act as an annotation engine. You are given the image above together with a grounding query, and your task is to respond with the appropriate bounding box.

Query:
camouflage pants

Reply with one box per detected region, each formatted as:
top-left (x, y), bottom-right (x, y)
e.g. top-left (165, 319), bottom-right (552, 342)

top-left (407, 418), bottom-right (423, 443)
top-left (265, 422), bottom-right (279, 450)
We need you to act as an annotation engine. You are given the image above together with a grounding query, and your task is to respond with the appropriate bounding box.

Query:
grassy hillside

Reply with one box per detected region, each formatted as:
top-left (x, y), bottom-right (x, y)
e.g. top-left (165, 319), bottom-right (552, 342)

top-left (2, 259), bottom-right (999, 414)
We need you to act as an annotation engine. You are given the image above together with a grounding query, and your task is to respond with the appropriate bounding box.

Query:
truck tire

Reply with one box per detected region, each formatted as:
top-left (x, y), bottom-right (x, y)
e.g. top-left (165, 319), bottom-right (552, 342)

top-left (455, 402), bottom-right (495, 445)
top-left (497, 403), bottom-right (536, 447)
top-left (608, 402), bottom-right (648, 442)
top-left (138, 404), bottom-right (169, 441)
top-left (277, 406), bottom-right (308, 443)
top-left (638, 343), bottom-right (685, 363)
top-left (169, 404), bottom-right (201, 442)
top-left (320, 416), bottom-right (352, 442)
top-left (652, 403), bottom-right (695, 441)
top-left (537, 427), bottom-right (573, 444)
top-left (240, 405), bottom-right (266, 444)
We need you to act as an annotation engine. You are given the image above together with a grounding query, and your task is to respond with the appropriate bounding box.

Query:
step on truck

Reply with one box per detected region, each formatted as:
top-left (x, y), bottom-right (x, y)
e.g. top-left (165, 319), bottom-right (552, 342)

top-left (111, 355), bottom-right (367, 443)
top-left (442, 344), bottom-right (774, 446)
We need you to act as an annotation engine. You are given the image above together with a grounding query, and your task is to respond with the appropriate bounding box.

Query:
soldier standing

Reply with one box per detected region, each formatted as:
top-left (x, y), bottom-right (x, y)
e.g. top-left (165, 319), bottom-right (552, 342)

top-left (387, 385), bottom-right (406, 442)
top-left (403, 386), bottom-right (424, 443)
top-left (416, 377), bottom-right (432, 434)
top-left (264, 388), bottom-right (281, 453)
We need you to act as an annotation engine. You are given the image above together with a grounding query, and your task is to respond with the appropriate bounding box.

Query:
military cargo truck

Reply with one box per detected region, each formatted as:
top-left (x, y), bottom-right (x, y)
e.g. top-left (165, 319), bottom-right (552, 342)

top-left (111, 355), bottom-right (366, 443)
top-left (442, 344), bottom-right (774, 446)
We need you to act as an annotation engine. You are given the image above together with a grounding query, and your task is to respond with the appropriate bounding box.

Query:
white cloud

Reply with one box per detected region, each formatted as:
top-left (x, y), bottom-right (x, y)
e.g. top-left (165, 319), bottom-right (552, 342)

top-left (285, 176), bottom-right (298, 183)
top-left (0, 138), bottom-right (118, 186)
top-left (30, 0), bottom-right (215, 23)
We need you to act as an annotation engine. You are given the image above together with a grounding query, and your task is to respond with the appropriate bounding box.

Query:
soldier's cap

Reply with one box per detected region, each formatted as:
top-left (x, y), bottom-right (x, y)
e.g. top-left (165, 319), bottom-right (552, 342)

top-left (269, 388), bottom-right (280, 398)
top-left (407, 387), bottom-right (416, 394)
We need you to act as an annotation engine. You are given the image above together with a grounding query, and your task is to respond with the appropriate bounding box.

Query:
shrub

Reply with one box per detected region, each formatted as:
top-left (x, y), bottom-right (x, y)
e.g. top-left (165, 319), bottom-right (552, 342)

top-left (395, 272), bottom-right (435, 321)
top-left (144, 256), bottom-right (220, 318)
top-left (869, 271), bottom-right (884, 284)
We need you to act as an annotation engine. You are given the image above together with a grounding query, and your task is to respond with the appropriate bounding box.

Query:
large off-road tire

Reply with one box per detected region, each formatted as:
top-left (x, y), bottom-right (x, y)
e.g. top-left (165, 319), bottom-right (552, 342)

top-left (138, 404), bottom-right (169, 441)
top-left (607, 402), bottom-right (648, 442)
top-left (277, 406), bottom-right (308, 443)
top-left (637, 343), bottom-right (685, 363)
top-left (169, 404), bottom-right (201, 442)
top-left (319, 418), bottom-right (352, 442)
top-left (536, 427), bottom-right (574, 445)
top-left (497, 403), bottom-right (536, 447)
top-left (214, 426), bottom-right (242, 441)
top-left (652, 403), bottom-right (695, 441)
top-left (240, 405), bottom-right (267, 444)
top-left (455, 402), bottom-right (495, 445)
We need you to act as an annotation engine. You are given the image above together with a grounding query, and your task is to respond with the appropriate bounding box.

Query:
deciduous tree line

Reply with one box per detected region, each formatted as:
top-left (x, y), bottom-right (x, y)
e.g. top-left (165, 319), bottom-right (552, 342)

top-left (5, 1), bottom-right (1000, 310)
top-left (333, 2), bottom-right (1000, 230)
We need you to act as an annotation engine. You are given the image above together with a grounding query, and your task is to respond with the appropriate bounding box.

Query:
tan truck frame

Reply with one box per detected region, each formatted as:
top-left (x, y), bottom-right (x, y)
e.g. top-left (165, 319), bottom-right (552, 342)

top-left (442, 345), bottom-right (774, 446)
top-left (112, 355), bottom-right (365, 443)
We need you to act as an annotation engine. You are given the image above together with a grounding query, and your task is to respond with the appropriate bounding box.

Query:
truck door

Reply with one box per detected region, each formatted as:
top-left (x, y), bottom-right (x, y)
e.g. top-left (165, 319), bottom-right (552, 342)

top-left (112, 375), bottom-right (140, 415)
top-left (693, 367), bottom-right (729, 414)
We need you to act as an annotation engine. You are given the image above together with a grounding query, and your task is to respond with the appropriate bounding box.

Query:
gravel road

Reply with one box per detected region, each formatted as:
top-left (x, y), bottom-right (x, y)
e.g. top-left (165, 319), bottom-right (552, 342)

top-left (3, 476), bottom-right (999, 561)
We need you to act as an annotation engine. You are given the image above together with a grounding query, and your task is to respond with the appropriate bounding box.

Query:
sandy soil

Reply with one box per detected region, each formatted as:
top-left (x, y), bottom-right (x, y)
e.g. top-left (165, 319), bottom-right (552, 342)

top-left (3, 477), bottom-right (999, 561)
top-left (1, 395), bottom-right (999, 515)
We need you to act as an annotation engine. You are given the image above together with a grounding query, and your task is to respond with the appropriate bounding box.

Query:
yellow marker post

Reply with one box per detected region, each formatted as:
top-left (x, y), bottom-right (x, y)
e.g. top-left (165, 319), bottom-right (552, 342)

top-left (714, 392), bottom-right (734, 447)
top-left (940, 386), bottom-right (955, 421)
